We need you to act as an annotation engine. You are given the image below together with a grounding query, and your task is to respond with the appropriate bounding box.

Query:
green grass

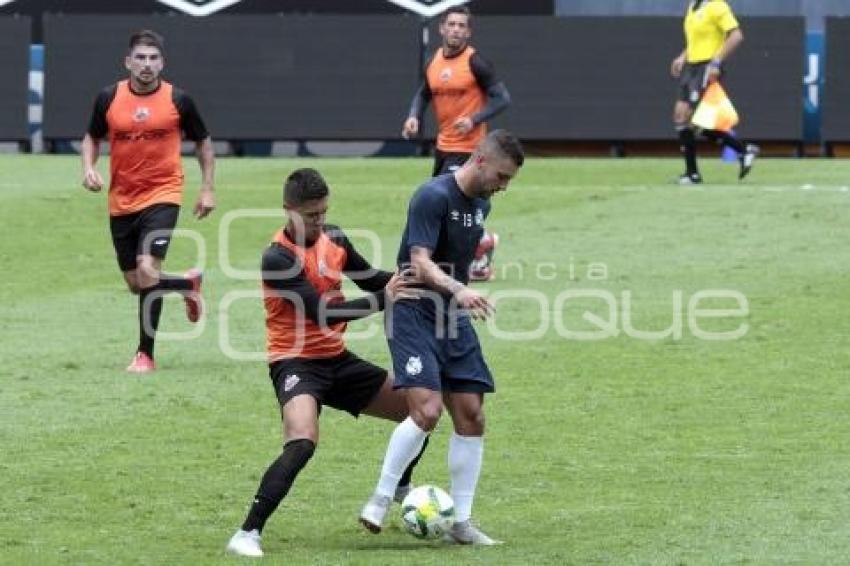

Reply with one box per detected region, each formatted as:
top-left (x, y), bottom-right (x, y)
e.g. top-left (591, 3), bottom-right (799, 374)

top-left (2, 155), bottom-right (850, 564)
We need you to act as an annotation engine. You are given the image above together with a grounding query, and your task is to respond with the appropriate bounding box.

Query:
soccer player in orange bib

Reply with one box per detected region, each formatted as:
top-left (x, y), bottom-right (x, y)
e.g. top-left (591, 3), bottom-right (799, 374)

top-left (402, 6), bottom-right (510, 281)
top-left (670, 0), bottom-right (758, 185)
top-left (80, 30), bottom-right (216, 373)
top-left (225, 168), bottom-right (426, 558)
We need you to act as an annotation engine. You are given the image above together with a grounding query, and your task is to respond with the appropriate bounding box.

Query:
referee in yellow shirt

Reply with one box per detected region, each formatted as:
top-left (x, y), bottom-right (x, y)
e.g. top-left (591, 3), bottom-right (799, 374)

top-left (671, 0), bottom-right (758, 184)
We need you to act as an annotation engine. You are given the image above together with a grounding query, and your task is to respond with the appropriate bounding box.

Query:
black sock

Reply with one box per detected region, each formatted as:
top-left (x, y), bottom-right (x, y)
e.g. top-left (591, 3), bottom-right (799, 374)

top-left (677, 126), bottom-right (699, 176)
top-left (241, 438), bottom-right (316, 534)
top-left (157, 273), bottom-right (193, 293)
top-left (397, 435), bottom-right (429, 490)
top-left (138, 286), bottom-right (163, 358)
top-left (702, 129), bottom-right (746, 154)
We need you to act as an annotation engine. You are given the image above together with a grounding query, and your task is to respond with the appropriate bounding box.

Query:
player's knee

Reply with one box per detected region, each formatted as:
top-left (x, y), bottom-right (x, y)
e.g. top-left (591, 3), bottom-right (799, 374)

top-left (285, 426), bottom-right (318, 445)
top-left (135, 258), bottom-right (160, 279)
top-left (410, 405), bottom-right (442, 432)
top-left (136, 273), bottom-right (159, 289)
top-left (455, 411), bottom-right (485, 436)
top-left (673, 105), bottom-right (692, 125)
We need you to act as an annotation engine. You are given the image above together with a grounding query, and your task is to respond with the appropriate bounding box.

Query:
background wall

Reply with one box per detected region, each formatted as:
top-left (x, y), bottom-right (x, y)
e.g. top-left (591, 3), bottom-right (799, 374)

top-left (37, 15), bottom-right (803, 143)
top-left (0, 0), bottom-right (554, 41)
top-left (0, 17), bottom-right (31, 143)
top-left (0, 1), bottom-right (847, 150)
top-left (555, 0), bottom-right (850, 31)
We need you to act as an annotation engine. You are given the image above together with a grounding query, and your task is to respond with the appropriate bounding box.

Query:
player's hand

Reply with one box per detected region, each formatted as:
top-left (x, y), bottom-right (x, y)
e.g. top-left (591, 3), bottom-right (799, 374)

top-left (454, 286), bottom-right (493, 320)
top-left (670, 55), bottom-right (685, 78)
top-left (402, 117), bottom-right (420, 139)
top-left (453, 117), bottom-right (474, 136)
top-left (386, 269), bottom-right (422, 302)
top-left (82, 168), bottom-right (104, 192)
top-left (194, 187), bottom-right (216, 219)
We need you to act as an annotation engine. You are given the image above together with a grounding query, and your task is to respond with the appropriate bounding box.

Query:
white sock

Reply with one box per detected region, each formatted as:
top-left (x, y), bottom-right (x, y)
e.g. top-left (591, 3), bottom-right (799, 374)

top-left (448, 433), bottom-right (483, 523)
top-left (375, 417), bottom-right (429, 498)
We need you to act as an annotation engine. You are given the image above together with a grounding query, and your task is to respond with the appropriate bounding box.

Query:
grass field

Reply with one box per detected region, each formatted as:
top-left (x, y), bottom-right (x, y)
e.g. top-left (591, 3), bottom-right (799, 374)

top-left (3, 155), bottom-right (850, 564)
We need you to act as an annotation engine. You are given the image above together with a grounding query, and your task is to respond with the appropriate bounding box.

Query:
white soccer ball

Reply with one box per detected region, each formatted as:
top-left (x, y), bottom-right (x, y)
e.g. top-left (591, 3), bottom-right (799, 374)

top-left (400, 485), bottom-right (456, 539)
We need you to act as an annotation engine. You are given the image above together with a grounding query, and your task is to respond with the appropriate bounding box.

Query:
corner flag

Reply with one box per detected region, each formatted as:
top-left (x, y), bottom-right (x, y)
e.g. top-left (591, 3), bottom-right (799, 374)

top-left (692, 82), bottom-right (739, 132)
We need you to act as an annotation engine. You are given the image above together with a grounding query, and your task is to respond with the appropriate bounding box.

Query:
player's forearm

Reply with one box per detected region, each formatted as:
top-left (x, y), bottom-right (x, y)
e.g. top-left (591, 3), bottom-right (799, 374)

top-left (408, 83), bottom-right (431, 120)
top-left (412, 254), bottom-right (464, 297)
top-left (319, 293), bottom-right (386, 325)
top-left (196, 137), bottom-right (215, 190)
top-left (471, 83), bottom-right (511, 126)
top-left (266, 285), bottom-right (385, 326)
top-left (351, 270), bottom-right (393, 294)
top-left (715, 29), bottom-right (743, 63)
top-left (81, 134), bottom-right (100, 170)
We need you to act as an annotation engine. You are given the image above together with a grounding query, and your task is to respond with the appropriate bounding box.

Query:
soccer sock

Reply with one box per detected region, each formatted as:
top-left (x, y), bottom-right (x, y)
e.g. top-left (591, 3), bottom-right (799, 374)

top-left (156, 273), bottom-right (193, 293)
top-left (241, 438), bottom-right (316, 534)
top-left (375, 417), bottom-right (429, 498)
top-left (702, 129), bottom-right (746, 154)
top-left (398, 435), bottom-right (430, 490)
top-left (448, 433), bottom-right (483, 523)
top-left (677, 125), bottom-right (699, 176)
top-left (138, 286), bottom-right (164, 358)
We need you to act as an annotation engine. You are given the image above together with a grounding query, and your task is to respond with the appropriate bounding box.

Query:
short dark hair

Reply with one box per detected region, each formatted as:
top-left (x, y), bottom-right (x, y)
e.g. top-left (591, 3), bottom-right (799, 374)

top-left (284, 168), bottom-right (330, 206)
top-left (441, 6), bottom-right (472, 25)
top-left (129, 30), bottom-right (164, 54)
top-left (485, 129), bottom-right (524, 167)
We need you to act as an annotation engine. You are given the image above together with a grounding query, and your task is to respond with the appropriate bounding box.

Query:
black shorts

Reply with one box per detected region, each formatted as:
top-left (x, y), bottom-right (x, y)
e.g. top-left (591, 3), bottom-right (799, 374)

top-left (269, 350), bottom-right (388, 416)
top-left (109, 203), bottom-right (180, 272)
top-left (677, 61), bottom-right (723, 108)
top-left (433, 150), bottom-right (471, 177)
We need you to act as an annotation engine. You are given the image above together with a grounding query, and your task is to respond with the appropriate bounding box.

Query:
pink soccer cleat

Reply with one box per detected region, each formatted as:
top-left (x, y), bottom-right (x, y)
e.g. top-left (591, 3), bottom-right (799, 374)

top-left (127, 351), bottom-right (156, 373)
top-left (183, 269), bottom-right (203, 323)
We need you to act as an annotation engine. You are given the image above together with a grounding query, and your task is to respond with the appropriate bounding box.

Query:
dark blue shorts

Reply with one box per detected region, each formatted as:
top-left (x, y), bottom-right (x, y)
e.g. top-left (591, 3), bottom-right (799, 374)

top-left (388, 301), bottom-right (494, 393)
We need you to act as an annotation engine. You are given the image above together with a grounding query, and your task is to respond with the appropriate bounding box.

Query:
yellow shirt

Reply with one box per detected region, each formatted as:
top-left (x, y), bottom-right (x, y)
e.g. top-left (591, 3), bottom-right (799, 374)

top-left (684, 0), bottom-right (739, 63)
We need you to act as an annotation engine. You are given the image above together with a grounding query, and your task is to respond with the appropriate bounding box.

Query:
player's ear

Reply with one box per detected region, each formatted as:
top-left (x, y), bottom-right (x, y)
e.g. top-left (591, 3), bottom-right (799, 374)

top-left (124, 56), bottom-right (132, 71)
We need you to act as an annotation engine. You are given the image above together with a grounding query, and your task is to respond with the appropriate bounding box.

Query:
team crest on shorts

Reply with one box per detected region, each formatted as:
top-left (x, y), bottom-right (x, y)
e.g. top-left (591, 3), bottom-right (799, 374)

top-left (405, 356), bottom-right (423, 376)
top-left (284, 374), bottom-right (300, 392)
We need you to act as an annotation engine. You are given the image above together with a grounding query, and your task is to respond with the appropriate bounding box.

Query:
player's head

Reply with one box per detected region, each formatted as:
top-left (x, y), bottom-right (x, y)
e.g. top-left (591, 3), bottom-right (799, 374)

top-left (467, 129), bottom-right (524, 198)
top-left (283, 168), bottom-right (330, 243)
top-left (125, 30), bottom-right (165, 87)
top-left (439, 6), bottom-right (472, 53)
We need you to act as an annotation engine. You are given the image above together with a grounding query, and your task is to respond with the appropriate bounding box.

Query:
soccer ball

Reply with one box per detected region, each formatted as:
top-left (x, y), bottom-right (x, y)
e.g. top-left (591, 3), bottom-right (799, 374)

top-left (400, 485), bottom-right (456, 539)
